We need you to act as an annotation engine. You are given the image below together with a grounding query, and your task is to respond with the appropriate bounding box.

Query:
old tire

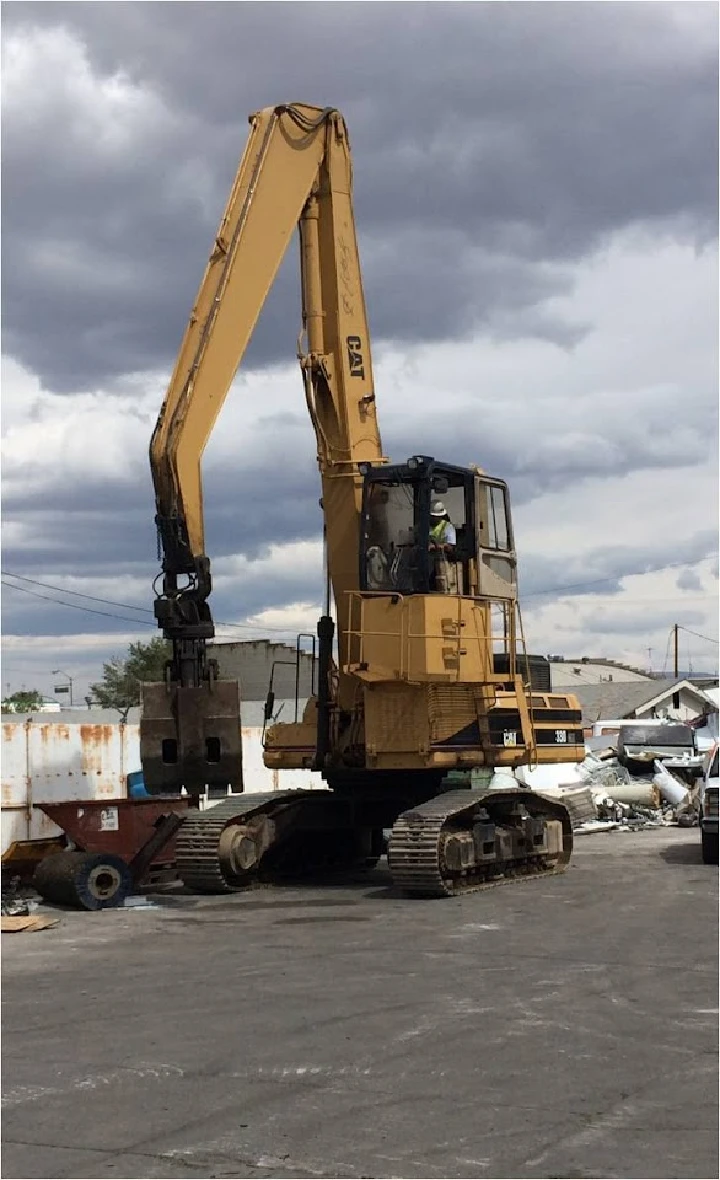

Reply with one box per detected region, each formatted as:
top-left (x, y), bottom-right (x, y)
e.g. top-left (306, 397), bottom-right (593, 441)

top-left (701, 829), bottom-right (719, 865)
top-left (34, 851), bottom-right (131, 910)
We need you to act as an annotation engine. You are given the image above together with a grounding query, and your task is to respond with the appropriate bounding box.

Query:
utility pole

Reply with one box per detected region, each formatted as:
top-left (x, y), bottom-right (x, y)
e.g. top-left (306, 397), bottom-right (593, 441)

top-left (673, 623), bottom-right (679, 679)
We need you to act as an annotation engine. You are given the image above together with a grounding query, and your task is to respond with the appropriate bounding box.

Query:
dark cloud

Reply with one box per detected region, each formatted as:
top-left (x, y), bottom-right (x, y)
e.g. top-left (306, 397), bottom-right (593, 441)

top-left (676, 567), bottom-right (704, 592)
top-left (0, 579), bottom-right (156, 640)
top-left (2, 385), bottom-right (715, 589)
top-left (3, 502), bottom-right (716, 647)
top-left (0, 446), bottom-right (322, 572)
top-left (2, 2), bottom-right (716, 391)
top-left (2, 2), bottom-right (717, 683)
top-left (401, 407), bottom-right (718, 509)
top-left (1, 562), bottom-right (323, 641)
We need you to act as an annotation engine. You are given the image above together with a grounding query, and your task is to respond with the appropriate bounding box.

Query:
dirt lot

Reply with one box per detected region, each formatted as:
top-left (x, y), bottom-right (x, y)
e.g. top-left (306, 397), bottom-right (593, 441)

top-left (2, 826), bottom-right (718, 1180)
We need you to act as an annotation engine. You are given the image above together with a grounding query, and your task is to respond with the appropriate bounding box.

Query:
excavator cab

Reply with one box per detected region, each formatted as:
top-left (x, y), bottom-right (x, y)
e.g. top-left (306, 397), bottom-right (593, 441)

top-left (360, 455), bottom-right (516, 603)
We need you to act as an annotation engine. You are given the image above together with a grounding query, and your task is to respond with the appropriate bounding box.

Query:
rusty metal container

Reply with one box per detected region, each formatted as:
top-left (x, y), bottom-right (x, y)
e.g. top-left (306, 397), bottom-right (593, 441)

top-left (1, 716), bottom-right (141, 855)
top-left (1, 710), bottom-right (324, 870)
top-left (37, 797), bottom-right (191, 865)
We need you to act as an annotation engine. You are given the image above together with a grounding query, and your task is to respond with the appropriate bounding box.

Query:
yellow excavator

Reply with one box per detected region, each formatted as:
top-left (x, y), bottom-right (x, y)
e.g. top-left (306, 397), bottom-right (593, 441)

top-left (140, 103), bottom-right (584, 897)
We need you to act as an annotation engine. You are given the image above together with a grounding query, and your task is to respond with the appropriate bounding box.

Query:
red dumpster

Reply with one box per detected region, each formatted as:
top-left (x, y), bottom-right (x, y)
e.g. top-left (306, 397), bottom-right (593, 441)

top-left (38, 797), bottom-right (193, 870)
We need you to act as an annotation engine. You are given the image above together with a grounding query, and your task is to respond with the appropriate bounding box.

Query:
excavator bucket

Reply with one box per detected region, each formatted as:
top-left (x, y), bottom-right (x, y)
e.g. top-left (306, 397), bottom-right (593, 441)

top-left (140, 680), bottom-right (243, 795)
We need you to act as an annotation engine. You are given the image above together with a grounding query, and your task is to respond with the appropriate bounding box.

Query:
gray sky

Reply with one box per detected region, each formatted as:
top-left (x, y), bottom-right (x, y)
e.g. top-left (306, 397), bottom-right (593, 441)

top-left (2, 1), bottom-right (718, 699)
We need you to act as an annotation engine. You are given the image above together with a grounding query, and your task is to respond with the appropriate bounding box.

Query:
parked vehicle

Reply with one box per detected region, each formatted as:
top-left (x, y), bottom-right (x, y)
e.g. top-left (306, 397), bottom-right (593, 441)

top-left (616, 722), bottom-right (703, 784)
top-left (698, 742), bottom-right (719, 864)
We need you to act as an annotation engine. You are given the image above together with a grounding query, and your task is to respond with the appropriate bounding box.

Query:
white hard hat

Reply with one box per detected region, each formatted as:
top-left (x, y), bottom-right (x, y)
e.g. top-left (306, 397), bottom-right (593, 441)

top-left (430, 500), bottom-right (446, 517)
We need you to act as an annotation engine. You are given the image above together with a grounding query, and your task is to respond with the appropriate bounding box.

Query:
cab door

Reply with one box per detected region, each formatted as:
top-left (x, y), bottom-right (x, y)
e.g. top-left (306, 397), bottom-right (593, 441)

top-left (474, 476), bottom-right (517, 603)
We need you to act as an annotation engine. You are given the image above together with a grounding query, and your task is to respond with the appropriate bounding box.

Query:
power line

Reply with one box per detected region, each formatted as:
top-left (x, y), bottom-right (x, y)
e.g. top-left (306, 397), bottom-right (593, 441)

top-left (3, 556), bottom-right (718, 639)
top-left (527, 594), bottom-right (718, 606)
top-left (676, 623), bottom-right (720, 647)
top-left (1, 579), bottom-right (157, 627)
top-left (0, 581), bottom-right (304, 640)
top-left (8, 556), bottom-right (718, 617)
top-left (1, 579), bottom-right (302, 641)
top-left (3, 572), bottom-right (154, 614)
top-left (1, 571), bottom-right (302, 636)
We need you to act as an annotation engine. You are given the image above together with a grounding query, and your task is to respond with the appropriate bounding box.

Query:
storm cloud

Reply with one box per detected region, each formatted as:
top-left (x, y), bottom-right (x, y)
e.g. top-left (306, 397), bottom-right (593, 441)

top-left (1, 2), bottom-right (718, 697)
top-left (2, 2), bottom-right (717, 391)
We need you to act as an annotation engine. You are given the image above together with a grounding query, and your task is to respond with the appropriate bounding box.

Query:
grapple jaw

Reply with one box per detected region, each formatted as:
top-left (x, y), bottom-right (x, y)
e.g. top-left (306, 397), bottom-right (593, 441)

top-left (140, 679), bottom-right (243, 795)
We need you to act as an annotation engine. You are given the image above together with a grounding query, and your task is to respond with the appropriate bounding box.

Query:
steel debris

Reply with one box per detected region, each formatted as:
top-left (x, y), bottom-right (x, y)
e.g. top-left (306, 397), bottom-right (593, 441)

top-left (513, 742), bottom-right (701, 835)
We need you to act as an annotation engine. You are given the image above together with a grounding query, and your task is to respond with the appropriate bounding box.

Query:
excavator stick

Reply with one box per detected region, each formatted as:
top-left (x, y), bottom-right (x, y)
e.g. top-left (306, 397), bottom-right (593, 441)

top-left (140, 679), bottom-right (243, 795)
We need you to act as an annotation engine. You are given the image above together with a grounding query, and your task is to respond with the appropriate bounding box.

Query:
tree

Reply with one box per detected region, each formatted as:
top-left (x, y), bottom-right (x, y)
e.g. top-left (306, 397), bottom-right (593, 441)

top-left (1, 689), bottom-right (45, 713)
top-left (91, 638), bottom-right (171, 718)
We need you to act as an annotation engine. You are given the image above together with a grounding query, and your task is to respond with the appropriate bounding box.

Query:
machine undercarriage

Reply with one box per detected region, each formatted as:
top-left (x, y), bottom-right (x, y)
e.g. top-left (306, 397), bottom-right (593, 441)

top-left (174, 784), bottom-right (572, 898)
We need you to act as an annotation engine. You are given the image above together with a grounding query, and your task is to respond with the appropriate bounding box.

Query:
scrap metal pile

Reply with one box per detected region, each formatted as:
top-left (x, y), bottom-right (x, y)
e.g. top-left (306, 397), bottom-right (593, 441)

top-left (515, 745), bottom-right (701, 836)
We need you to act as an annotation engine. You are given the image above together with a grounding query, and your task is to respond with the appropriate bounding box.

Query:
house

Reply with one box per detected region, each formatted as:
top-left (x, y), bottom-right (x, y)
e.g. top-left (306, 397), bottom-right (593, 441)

top-left (569, 677), bottom-right (719, 736)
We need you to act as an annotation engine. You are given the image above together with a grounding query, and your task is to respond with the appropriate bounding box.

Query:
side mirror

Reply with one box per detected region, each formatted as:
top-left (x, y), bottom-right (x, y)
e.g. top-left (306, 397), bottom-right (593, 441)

top-left (263, 690), bottom-right (275, 722)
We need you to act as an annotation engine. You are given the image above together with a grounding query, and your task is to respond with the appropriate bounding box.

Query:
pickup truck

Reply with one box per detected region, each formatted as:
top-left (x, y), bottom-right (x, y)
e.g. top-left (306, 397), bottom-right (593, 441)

top-left (698, 742), bottom-right (719, 865)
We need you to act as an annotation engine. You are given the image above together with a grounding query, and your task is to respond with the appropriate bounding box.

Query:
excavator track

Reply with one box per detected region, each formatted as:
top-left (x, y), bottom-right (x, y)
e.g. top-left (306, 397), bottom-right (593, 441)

top-left (177, 787), bottom-right (572, 899)
top-left (388, 788), bottom-right (572, 898)
top-left (176, 790), bottom-right (322, 893)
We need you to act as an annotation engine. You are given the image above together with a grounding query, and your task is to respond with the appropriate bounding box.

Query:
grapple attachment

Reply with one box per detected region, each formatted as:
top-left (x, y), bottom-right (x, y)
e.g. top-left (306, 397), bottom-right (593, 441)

top-left (140, 679), bottom-right (243, 795)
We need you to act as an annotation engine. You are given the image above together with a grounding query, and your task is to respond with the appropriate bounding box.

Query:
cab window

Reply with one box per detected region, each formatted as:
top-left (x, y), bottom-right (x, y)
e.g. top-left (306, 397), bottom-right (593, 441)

top-left (363, 480), bottom-right (423, 593)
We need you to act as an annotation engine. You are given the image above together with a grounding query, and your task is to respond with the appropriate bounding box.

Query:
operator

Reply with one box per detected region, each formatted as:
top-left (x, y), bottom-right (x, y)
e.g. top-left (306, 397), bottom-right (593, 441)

top-left (429, 500), bottom-right (458, 593)
top-left (429, 500), bottom-right (456, 554)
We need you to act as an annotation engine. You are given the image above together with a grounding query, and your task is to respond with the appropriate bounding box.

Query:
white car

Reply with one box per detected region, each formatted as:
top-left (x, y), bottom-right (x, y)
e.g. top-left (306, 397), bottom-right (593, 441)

top-left (698, 742), bottom-right (719, 865)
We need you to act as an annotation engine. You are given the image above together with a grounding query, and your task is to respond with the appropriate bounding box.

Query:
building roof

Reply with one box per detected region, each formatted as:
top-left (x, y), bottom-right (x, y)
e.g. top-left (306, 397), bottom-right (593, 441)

top-left (570, 679), bottom-right (718, 723)
top-left (0, 701), bottom-right (306, 728)
top-left (1, 708), bottom-right (143, 724)
top-left (548, 656), bottom-right (653, 679)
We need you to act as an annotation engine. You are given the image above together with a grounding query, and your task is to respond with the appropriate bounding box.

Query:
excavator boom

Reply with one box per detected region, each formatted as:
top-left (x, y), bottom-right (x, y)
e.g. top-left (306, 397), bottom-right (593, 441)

top-left (152, 103), bottom-right (380, 567)
top-left (142, 104), bottom-right (383, 791)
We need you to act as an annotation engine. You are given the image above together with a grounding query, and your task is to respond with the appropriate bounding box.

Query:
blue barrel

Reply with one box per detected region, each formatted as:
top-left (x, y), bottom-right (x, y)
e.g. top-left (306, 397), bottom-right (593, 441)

top-left (127, 769), bottom-right (149, 798)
